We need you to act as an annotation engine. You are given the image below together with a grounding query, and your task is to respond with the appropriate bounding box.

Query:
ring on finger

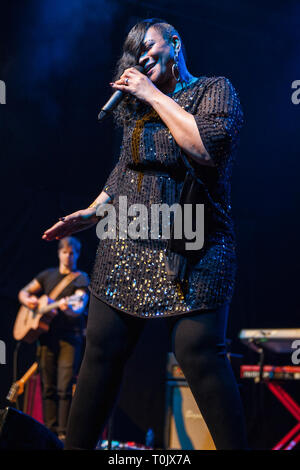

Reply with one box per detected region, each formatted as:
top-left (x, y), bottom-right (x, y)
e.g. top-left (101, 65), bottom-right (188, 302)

top-left (125, 77), bottom-right (129, 85)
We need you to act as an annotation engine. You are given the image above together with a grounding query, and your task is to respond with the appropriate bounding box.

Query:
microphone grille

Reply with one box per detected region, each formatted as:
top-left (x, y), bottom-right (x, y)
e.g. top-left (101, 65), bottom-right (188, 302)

top-left (134, 64), bottom-right (145, 74)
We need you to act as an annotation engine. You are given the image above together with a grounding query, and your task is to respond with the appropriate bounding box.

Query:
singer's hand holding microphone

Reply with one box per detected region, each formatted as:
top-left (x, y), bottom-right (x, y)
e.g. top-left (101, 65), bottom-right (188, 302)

top-left (98, 65), bottom-right (157, 121)
top-left (111, 66), bottom-right (156, 101)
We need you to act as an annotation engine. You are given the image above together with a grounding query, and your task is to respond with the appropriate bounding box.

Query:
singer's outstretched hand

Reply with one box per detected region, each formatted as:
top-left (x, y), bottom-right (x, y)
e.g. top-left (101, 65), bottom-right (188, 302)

top-left (42, 207), bottom-right (100, 241)
top-left (110, 67), bottom-right (157, 103)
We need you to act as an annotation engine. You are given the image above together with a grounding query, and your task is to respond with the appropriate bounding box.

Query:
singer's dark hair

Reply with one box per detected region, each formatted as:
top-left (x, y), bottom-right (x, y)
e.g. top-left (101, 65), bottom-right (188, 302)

top-left (112, 18), bottom-right (185, 126)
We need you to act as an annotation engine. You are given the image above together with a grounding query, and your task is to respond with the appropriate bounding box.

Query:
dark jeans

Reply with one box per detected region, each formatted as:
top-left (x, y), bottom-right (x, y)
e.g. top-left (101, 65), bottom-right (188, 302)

top-left (39, 336), bottom-right (83, 435)
top-left (65, 295), bottom-right (248, 450)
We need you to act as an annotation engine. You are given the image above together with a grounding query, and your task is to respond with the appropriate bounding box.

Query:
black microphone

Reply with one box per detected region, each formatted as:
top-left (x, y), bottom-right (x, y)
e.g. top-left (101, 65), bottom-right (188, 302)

top-left (98, 65), bottom-right (145, 122)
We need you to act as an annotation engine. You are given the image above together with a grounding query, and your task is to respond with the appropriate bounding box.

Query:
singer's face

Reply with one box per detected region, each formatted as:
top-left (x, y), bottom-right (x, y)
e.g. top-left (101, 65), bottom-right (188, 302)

top-left (138, 27), bottom-right (176, 88)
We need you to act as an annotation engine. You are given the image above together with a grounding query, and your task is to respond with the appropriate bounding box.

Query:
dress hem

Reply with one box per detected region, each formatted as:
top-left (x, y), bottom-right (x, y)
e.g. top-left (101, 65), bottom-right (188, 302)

top-left (88, 286), bottom-right (231, 318)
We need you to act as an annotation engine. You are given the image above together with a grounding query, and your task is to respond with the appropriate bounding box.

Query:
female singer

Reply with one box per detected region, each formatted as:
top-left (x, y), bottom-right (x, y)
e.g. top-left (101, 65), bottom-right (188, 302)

top-left (43, 18), bottom-right (248, 450)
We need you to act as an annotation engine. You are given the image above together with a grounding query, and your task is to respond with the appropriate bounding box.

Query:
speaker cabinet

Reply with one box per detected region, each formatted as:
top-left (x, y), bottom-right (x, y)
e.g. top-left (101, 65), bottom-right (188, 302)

top-left (164, 380), bottom-right (216, 450)
top-left (164, 352), bottom-right (242, 450)
top-left (0, 407), bottom-right (63, 450)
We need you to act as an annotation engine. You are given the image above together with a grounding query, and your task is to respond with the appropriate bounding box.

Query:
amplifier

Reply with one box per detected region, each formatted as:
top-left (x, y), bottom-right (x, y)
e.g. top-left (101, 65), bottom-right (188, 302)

top-left (164, 379), bottom-right (216, 450)
top-left (164, 352), bottom-right (243, 450)
top-left (166, 351), bottom-right (243, 381)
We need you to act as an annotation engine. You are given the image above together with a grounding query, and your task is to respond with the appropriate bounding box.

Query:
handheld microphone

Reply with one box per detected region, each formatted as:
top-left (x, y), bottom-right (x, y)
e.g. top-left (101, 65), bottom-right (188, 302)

top-left (98, 65), bottom-right (144, 122)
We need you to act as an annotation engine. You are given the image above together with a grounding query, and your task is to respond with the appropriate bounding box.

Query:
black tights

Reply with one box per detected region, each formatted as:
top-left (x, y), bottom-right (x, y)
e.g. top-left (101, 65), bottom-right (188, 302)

top-left (64, 294), bottom-right (248, 450)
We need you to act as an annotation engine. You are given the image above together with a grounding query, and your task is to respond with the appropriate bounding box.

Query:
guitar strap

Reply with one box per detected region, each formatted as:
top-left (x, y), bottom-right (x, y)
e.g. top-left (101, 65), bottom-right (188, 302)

top-left (48, 271), bottom-right (81, 301)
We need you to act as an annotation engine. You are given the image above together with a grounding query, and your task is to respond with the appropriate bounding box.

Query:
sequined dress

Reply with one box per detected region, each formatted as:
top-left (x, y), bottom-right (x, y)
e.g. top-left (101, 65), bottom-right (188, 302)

top-left (89, 76), bottom-right (243, 318)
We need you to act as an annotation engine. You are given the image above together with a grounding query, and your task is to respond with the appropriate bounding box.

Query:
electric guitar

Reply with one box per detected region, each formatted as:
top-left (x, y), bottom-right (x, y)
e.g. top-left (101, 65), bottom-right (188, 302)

top-left (13, 294), bottom-right (83, 343)
top-left (6, 362), bottom-right (38, 402)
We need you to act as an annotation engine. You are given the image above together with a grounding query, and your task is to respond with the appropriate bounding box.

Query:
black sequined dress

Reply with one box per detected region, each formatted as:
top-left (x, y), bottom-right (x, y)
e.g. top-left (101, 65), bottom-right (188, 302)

top-left (89, 76), bottom-right (243, 318)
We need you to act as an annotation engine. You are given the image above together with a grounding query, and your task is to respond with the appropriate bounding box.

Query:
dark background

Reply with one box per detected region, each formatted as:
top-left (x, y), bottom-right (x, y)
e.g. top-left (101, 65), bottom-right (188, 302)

top-left (0, 0), bottom-right (299, 450)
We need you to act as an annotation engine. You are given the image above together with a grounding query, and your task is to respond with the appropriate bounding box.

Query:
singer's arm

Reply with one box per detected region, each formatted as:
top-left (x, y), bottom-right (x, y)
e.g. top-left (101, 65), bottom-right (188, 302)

top-left (42, 191), bottom-right (111, 241)
top-left (111, 71), bottom-right (212, 166)
top-left (147, 77), bottom-right (242, 169)
top-left (147, 90), bottom-right (214, 167)
top-left (112, 72), bottom-right (240, 168)
top-left (88, 191), bottom-right (111, 209)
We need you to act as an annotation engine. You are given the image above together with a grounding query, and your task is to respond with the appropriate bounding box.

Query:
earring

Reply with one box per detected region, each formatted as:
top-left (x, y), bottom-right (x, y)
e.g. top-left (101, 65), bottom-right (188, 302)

top-left (172, 50), bottom-right (181, 82)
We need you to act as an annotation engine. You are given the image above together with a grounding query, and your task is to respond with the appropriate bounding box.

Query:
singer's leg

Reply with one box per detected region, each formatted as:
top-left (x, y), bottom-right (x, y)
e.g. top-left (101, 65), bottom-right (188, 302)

top-left (167, 305), bottom-right (248, 450)
top-left (64, 294), bottom-right (146, 450)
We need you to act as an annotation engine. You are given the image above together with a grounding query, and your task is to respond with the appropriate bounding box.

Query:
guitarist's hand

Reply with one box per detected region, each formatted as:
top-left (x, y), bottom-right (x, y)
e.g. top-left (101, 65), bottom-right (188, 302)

top-left (58, 298), bottom-right (69, 311)
top-left (26, 295), bottom-right (39, 310)
top-left (42, 207), bottom-right (100, 241)
top-left (58, 297), bottom-right (80, 317)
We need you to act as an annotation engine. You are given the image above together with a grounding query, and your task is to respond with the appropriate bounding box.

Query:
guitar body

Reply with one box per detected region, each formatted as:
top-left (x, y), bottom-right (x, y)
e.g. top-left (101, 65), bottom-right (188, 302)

top-left (13, 295), bottom-right (58, 343)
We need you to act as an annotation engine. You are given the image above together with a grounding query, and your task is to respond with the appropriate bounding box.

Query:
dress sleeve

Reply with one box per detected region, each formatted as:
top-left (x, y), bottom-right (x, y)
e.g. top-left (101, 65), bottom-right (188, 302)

top-left (193, 77), bottom-right (244, 167)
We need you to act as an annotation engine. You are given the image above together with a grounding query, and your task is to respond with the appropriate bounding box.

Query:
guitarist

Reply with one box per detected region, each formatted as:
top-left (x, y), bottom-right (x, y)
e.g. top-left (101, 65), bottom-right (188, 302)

top-left (17, 236), bottom-right (89, 442)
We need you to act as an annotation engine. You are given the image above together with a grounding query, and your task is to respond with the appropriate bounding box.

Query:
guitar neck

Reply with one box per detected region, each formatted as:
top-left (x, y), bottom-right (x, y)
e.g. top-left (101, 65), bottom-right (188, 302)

top-left (7, 362), bottom-right (39, 402)
top-left (40, 299), bottom-right (61, 314)
top-left (19, 362), bottom-right (38, 386)
top-left (39, 294), bottom-right (81, 315)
